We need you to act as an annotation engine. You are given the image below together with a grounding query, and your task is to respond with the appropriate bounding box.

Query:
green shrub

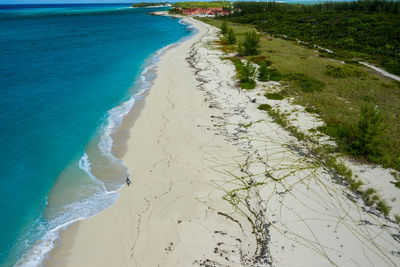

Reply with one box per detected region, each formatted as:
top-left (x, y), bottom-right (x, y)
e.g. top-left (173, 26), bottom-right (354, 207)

top-left (241, 82), bottom-right (256, 89)
top-left (237, 43), bottom-right (245, 56)
top-left (220, 21), bottom-right (228, 34)
top-left (258, 64), bottom-right (282, 82)
top-left (242, 31), bottom-right (260, 56)
top-left (349, 180), bottom-right (363, 192)
top-left (267, 109), bottom-right (287, 127)
top-left (286, 73), bottom-right (325, 92)
top-left (251, 55), bottom-right (269, 65)
top-left (349, 104), bottom-right (386, 160)
top-left (362, 188), bottom-right (377, 206)
top-left (317, 124), bottom-right (349, 139)
top-left (258, 104), bottom-right (272, 111)
top-left (377, 200), bottom-right (391, 217)
top-left (230, 58), bottom-right (243, 70)
top-left (225, 28), bottom-right (236, 44)
top-left (383, 58), bottom-right (400, 76)
top-left (265, 93), bottom-right (284, 100)
top-left (239, 60), bottom-right (257, 83)
top-left (229, 58), bottom-right (257, 89)
top-left (325, 64), bottom-right (365, 78)
top-left (258, 63), bottom-right (268, 81)
top-left (395, 157), bottom-right (400, 170)
top-left (305, 106), bottom-right (319, 114)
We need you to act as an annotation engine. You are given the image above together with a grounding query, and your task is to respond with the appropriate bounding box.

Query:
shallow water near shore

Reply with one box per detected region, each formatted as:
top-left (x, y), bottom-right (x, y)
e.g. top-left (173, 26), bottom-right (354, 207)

top-left (0, 5), bottom-right (192, 266)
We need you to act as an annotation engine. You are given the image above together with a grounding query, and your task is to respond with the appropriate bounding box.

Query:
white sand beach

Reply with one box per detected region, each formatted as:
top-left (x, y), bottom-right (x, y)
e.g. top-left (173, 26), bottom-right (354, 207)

top-left (46, 15), bottom-right (400, 267)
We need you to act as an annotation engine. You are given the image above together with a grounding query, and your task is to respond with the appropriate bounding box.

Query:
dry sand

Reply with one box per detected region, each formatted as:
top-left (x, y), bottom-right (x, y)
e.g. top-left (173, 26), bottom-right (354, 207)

top-left (46, 15), bottom-right (400, 267)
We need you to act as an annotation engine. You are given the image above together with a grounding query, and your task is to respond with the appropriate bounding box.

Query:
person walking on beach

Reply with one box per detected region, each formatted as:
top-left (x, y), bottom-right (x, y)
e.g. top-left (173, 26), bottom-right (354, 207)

top-left (126, 176), bottom-right (131, 186)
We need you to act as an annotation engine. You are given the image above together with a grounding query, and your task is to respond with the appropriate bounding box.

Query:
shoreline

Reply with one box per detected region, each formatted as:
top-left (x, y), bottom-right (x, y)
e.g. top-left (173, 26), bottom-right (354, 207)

top-left (111, 15), bottom-right (197, 160)
top-left (45, 15), bottom-right (255, 266)
top-left (44, 13), bottom-right (400, 267)
top-left (16, 13), bottom-right (196, 267)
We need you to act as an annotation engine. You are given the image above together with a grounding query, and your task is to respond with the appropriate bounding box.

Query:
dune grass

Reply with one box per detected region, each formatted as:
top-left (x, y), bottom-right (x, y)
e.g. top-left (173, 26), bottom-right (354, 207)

top-left (265, 93), bottom-right (284, 100)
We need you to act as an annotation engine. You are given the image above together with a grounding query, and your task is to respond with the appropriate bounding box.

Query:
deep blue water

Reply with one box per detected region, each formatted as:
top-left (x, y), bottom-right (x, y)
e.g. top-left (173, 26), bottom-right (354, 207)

top-left (0, 4), bottom-right (191, 266)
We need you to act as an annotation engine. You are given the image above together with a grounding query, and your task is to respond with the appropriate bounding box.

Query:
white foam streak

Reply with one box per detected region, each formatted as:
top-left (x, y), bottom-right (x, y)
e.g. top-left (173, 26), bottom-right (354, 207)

top-left (17, 21), bottom-right (199, 267)
top-left (17, 191), bottom-right (118, 267)
top-left (97, 42), bottom-right (176, 161)
top-left (78, 152), bottom-right (107, 192)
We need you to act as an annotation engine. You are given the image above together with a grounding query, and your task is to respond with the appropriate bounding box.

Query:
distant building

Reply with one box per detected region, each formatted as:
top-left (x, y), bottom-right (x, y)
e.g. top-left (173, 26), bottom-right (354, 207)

top-left (179, 7), bottom-right (231, 17)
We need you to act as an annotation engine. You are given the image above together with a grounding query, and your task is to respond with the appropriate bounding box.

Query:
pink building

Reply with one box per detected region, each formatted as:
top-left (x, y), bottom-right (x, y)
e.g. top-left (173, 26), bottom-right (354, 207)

top-left (181, 7), bottom-right (231, 16)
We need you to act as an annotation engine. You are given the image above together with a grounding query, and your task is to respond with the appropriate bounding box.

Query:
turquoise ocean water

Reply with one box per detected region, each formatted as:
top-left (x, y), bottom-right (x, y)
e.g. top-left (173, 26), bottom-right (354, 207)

top-left (0, 4), bottom-right (193, 266)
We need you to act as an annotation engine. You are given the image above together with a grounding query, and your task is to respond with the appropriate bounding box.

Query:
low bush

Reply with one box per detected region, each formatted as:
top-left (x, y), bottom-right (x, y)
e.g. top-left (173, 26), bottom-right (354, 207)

top-left (241, 82), bottom-right (256, 89)
top-left (229, 58), bottom-right (257, 89)
top-left (265, 93), bottom-right (284, 100)
top-left (258, 104), bottom-right (272, 111)
top-left (305, 106), bottom-right (319, 114)
top-left (349, 180), bottom-right (363, 192)
top-left (362, 188), bottom-right (377, 206)
top-left (382, 58), bottom-right (400, 76)
top-left (251, 55), bottom-right (268, 65)
top-left (348, 104), bottom-right (386, 161)
top-left (317, 124), bottom-right (349, 139)
top-left (325, 64), bottom-right (365, 78)
top-left (225, 28), bottom-right (236, 45)
top-left (377, 200), bottom-right (391, 217)
top-left (258, 64), bottom-right (282, 82)
top-left (238, 60), bottom-right (257, 88)
top-left (220, 21), bottom-right (228, 34)
top-left (242, 31), bottom-right (260, 56)
top-left (286, 73), bottom-right (325, 92)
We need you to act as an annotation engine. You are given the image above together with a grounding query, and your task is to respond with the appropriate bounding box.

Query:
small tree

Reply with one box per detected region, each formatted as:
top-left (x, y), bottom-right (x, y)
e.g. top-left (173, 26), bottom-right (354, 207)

top-left (258, 62), bottom-right (269, 81)
top-left (220, 22), bottom-right (228, 34)
top-left (237, 43), bottom-right (245, 56)
top-left (225, 28), bottom-right (236, 44)
top-left (242, 31), bottom-right (260, 56)
top-left (351, 104), bottom-right (386, 160)
top-left (239, 60), bottom-right (257, 83)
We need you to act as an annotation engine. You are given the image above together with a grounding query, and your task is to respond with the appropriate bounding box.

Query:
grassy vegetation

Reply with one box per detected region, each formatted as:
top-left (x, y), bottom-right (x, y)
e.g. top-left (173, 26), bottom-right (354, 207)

top-left (225, 28), bottom-right (236, 44)
top-left (250, 55), bottom-right (272, 66)
top-left (220, 22), bottom-right (228, 34)
top-left (200, 17), bottom-right (400, 171)
top-left (325, 64), bottom-right (366, 78)
top-left (257, 104), bottom-right (272, 111)
top-left (240, 31), bottom-right (260, 56)
top-left (197, 15), bottom-right (400, 217)
top-left (259, 105), bottom-right (392, 217)
top-left (285, 73), bottom-right (325, 93)
top-left (377, 200), bottom-right (391, 217)
top-left (226, 57), bottom-right (256, 89)
top-left (258, 65), bottom-right (282, 82)
top-left (229, 1), bottom-right (400, 75)
top-left (265, 93), bottom-right (284, 100)
top-left (395, 214), bottom-right (400, 224)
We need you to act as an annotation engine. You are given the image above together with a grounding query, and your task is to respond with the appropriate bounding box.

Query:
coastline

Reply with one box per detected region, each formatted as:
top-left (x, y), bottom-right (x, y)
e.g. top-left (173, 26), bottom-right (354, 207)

top-left (45, 15), bottom-right (255, 266)
top-left (44, 13), bottom-right (400, 267)
top-left (15, 13), bottom-right (195, 267)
